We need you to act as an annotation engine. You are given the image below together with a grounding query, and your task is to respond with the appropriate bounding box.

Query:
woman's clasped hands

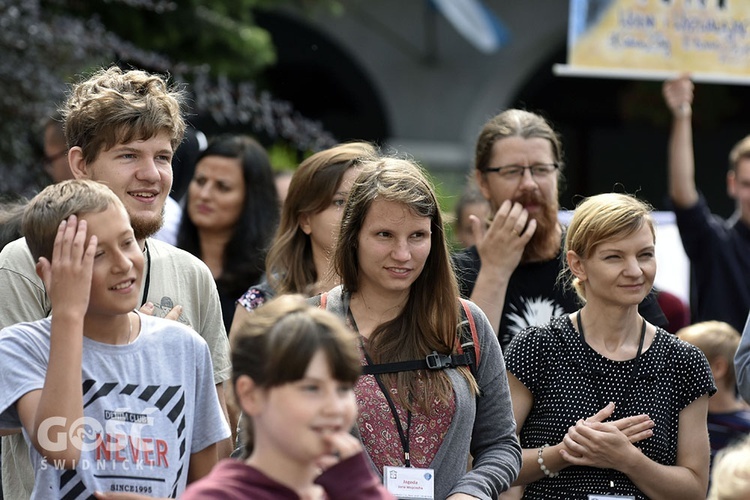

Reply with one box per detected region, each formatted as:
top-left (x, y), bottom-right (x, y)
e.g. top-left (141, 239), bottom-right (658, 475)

top-left (560, 402), bottom-right (654, 470)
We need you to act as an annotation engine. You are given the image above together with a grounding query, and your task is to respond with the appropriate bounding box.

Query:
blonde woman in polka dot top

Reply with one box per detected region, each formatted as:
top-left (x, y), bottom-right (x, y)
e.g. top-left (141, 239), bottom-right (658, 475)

top-left (505, 193), bottom-right (716, 499)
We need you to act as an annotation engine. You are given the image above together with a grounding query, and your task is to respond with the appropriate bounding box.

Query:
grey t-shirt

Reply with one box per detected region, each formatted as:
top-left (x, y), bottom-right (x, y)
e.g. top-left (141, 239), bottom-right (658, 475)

top-left (0, 313), bottom-right (230, 499)
top-left (0, 237), bottom-right (231, 384)
top-left (0, 236), bottom-right (231, 499)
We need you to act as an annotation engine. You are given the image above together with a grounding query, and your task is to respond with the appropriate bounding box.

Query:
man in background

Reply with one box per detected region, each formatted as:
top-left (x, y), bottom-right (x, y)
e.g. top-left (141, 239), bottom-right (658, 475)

top-left (663, 75), bottom-right (750, 332)
top-left (453, 108), bottom-right (666, 350)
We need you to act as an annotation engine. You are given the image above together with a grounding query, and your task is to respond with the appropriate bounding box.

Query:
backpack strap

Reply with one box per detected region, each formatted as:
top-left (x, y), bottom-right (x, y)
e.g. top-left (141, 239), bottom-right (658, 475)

top-left (362, 350), bottom-right (474, 375)
top-left (360, 298), bottom-right (481, 376)
top-left (317, 292), bottom-right (480, 376)
top-left (456, 298), bottom-right (480, 371)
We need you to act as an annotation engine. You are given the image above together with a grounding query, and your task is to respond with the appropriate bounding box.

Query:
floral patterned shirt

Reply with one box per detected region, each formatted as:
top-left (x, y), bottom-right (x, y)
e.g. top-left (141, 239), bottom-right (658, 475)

top-left (355, 338), bottom-right (455, 471)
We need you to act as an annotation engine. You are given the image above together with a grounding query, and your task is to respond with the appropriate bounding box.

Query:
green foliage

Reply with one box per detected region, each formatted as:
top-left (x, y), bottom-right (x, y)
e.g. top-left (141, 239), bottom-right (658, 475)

top-left (59, 0), bottom-right (342, 80)
top-left (0, 0), bottom-right (338, 196)
top-left (267, 142), bottom-right (304, 172)
top-left (64, 1), bottom-right (275, 79)
top-left (421, 166), bottom-right (465, 251)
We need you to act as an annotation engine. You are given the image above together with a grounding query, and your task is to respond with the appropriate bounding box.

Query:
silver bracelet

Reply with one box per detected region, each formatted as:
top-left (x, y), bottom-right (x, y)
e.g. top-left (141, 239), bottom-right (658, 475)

top-left (538, 444), bottom-right (559, 478)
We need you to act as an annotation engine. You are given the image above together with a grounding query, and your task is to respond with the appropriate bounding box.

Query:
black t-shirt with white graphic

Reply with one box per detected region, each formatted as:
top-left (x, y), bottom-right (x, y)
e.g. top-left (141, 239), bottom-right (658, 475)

top-left (453, 244), bottom-right (667, 351)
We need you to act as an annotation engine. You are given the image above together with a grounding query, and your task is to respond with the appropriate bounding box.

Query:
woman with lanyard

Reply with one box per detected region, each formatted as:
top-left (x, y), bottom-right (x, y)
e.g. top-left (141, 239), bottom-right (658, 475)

top-left (315, 157), bottom-right (521, 500)
top-left (505, 192), bottom-right (715, 499)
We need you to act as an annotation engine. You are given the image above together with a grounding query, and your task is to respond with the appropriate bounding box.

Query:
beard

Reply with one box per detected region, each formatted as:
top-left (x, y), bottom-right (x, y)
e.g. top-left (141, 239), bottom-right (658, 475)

top-left (130, 209), bottom-right (165, 241)
top-left (516, 191), bottom-right (560, 263)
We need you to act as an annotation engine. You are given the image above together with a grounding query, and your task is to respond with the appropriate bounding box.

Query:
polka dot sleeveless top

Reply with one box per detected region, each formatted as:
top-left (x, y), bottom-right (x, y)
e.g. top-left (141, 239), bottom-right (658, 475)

top-left (506, 315), bottom-right (716, 500)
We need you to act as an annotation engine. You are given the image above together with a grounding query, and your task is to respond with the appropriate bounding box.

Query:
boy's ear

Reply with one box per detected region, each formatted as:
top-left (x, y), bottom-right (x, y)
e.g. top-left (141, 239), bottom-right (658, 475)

top-left (34, 258), bottom-right (50, 290)
top-left (34, 260), bottom-right (43, 281)
top-left (711, 356), bottom-right (729, 381)
top-left (235, 375), bottom-right (265, 416)
top-left (68, 147), bottom-right (91, 179)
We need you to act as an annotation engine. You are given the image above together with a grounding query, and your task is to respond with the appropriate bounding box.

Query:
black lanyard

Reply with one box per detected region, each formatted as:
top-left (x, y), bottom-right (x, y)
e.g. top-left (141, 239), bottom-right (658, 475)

top-left (366, 350), bottom-right (413, 467)
top-left (576, 310), bottom-right (646, 493)
top-left (140, 240), bottom-right (152, 307)
top-left (349, 308), bottom-right (413, 467)
top-left (576, 310), bottom-right (646, 405)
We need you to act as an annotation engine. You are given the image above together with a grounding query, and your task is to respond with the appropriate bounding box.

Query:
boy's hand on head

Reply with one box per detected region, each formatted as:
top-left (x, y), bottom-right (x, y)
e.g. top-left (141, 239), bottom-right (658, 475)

top-left (36, 215), bottom-right (97, 318)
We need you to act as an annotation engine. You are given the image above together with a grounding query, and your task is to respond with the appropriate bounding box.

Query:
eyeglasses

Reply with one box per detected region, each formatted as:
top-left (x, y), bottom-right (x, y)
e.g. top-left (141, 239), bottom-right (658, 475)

top-left (482, 163), bottom-right (559, 180)
top-left (43, 149), bottom-right (68, 166)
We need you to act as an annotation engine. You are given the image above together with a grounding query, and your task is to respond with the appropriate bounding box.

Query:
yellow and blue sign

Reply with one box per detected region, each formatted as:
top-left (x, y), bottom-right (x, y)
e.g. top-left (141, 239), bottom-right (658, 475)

top-left (556, 0), bottom-right (750, 83)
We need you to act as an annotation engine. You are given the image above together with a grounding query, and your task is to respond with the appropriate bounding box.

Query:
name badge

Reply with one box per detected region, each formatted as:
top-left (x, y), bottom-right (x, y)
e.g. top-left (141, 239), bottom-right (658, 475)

top-left (383, 466), bottom-right (435, 500)
top-left (588, 495), bottom-right (635, 500)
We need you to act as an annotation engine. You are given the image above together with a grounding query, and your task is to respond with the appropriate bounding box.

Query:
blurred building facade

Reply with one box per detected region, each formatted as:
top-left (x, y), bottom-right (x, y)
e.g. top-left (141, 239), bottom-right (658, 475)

top-left (260, 0), bottom-right (750, 218)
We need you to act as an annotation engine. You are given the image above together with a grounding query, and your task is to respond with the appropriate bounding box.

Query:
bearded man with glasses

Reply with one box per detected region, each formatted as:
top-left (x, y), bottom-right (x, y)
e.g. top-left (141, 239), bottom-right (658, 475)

top-left (453, 109), bottom-right (666, 351)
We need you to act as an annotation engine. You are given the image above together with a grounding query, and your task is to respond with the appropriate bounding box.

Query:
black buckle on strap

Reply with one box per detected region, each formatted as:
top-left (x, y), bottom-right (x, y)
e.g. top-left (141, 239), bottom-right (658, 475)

top-left (425, 351), bottom-right (453, 370)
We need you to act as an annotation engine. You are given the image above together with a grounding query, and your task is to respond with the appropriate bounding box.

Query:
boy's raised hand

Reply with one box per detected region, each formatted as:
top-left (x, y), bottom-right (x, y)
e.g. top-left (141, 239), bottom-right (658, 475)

top-left (35, 215), bottom-right (97, 318)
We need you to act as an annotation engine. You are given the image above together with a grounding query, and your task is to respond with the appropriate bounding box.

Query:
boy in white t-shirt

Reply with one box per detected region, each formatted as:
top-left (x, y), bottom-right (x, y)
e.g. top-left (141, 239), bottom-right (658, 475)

top-left (0, 180), bottom-right (229, 498)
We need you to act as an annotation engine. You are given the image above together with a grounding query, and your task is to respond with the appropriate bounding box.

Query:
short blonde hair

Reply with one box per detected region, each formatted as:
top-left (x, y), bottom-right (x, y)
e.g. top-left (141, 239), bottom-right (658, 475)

top-left (22, 179), bottom-right (125, 262)
top-left (707, 434), bottom-right (750, 500)
top-left (676, 321), bottom-right (740, 385)
top-left (562, 193), bottom-right (655, 303)
top-left (729, 135), bottom-right (750, 172)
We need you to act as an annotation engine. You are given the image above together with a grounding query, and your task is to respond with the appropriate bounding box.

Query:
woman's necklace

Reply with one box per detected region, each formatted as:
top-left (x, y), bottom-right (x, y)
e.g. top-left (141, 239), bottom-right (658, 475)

top-left (576, 309), bottom-right (646, 407)
top-left (577, 310), bottom-right (646, 358)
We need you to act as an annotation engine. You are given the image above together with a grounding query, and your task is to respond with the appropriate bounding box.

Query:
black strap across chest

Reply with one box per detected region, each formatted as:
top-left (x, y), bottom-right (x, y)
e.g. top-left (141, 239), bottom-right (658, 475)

top-left (359, 303), bottom-right (476, 375)
top-left (318, 292), bottom-right (479, 376)
top-left (361, 350), bottom-right (474, 375)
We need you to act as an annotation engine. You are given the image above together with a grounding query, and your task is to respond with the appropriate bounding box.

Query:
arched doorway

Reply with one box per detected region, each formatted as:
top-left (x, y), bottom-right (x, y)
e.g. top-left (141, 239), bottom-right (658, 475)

top-left (255, 10), bottom-right (390, 146)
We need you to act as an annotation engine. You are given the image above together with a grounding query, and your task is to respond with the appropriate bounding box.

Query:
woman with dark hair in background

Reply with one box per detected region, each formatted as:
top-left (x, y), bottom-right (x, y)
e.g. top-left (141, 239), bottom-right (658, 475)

top-left (178, 134), bottom-right (278, 332)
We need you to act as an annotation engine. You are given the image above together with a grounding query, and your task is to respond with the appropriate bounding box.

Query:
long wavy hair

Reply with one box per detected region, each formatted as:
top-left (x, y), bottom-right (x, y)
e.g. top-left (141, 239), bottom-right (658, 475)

top-left (334, 157), bottom-right (478, 411)
top-left (177, 134), bottom-right (279, 303)
top-left (265, 142), bottom-right (376, 296)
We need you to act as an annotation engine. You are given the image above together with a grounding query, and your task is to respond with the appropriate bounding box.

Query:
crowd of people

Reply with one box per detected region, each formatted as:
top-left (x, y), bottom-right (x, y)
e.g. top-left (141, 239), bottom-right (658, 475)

top-left (0, 64), bottom-right (749, 500)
